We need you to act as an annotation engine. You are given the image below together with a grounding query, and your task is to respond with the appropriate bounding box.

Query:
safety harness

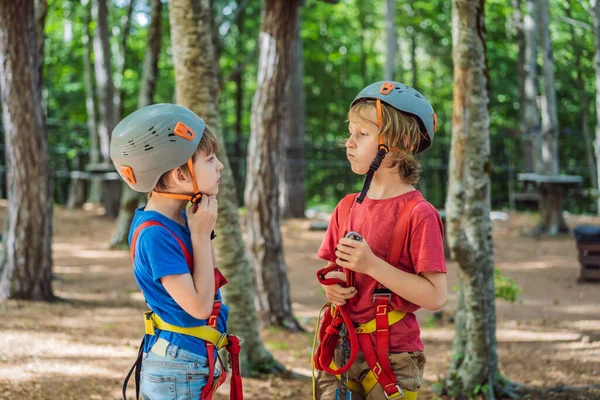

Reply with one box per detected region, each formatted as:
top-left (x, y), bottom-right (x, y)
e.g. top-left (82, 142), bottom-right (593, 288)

top-left (313, 192), bottom-right (425, 400)
top-left (123, 220), bottom-right (243, 400)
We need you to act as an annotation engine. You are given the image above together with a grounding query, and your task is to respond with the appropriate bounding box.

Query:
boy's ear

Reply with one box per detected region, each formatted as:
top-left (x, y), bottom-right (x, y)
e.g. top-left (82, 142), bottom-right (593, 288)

top-left (171, 167), bottom-right (188, 185)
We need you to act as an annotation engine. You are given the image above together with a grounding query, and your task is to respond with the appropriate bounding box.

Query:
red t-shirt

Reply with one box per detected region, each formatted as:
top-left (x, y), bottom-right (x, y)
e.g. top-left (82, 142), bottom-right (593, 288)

top-left (317, 190), bottom-right (447, 352)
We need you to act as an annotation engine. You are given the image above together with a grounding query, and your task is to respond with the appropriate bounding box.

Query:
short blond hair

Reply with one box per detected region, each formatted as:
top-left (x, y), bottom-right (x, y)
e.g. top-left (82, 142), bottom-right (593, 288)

top-left (348, 100), bottom-right (423, 185)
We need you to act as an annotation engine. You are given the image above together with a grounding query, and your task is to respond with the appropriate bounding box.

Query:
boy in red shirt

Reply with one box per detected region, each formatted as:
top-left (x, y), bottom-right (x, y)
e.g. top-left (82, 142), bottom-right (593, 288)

top-left (313, 81), bottom-right (447, 400)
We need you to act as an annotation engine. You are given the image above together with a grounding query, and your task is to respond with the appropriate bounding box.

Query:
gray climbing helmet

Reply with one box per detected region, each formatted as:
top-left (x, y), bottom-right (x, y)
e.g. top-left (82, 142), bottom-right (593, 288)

top-left (350, 81), bottom-right (437, 153)
top-left (110, 103), bottom-right (205, 193)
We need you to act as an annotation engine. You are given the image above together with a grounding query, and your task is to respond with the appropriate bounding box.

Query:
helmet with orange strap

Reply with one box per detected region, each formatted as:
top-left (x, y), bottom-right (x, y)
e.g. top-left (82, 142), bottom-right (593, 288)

top-left (350, 81), bottom-right (438, 203)
top-left (110, 103), bottom-right (206, 204)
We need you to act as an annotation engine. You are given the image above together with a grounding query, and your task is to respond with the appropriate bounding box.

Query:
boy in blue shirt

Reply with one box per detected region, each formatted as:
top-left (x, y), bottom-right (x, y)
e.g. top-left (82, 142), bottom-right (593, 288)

top-left (110, 104), bottom-right (242, 400)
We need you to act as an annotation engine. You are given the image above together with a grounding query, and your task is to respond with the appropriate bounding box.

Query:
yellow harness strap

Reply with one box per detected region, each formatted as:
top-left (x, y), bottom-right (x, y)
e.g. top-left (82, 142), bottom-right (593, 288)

top-left (322, 308), bottom-right (417, 400)
top-left (329, 360), bottom-right (418, 400)
top-left (144, 311), bottom-right (229, 349)
top-left (355, 310), bottom-right (406, 334)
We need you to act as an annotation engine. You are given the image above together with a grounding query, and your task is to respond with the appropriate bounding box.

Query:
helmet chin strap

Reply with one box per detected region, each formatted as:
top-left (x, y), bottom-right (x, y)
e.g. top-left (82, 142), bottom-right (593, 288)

top-left (356, 99), bottom-right (389, 204)
top-left (152, 159), bottom-right (204, 204)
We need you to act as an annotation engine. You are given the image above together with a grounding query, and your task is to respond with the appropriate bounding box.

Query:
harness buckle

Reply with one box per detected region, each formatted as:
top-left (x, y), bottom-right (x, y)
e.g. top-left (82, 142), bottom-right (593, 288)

top-left (215, 331), bottom-right (228, 349)
top-left (384, 385), bottom-right (405, 400)
top-left (335, 386), bottom-right (352, 400)
top-left (372, 288), bottom-right (392, 304)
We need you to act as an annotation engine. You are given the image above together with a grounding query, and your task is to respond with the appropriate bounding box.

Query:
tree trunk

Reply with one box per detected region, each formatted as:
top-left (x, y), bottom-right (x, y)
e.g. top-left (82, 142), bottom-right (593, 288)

top-left (384, 0), bottom-right (397, 80)
top-left (523, 0), bottom-right (543, 174)
top-left (444, 0), bottom-right (506, 397)
top-left (169, 0), bottom-right (282, 375)
top-left (245, 0), bottom-right (303, 331)
top-left (232, 7), bottom-right (246, 199)
top-left (410, 25), bottom-right (418, 90)
top-left (537, 0), bottom-right (559, 176)
top-left (359, 6), bottom-right (368, 87)
top-left (538, 183), bottom-right (568, 235)
top-left (569, 1), bottom-right (597, 213)
top-left (34, 0), bottom-right (48, 114)
top-left (138, 0), bottom-right (162, 110)
top-left (110, 0), bottom-right (163, 249)
top-left (0, 0), bottom-right (53, 301)
top-left (533, 0), bottom-right (566, 235)
top-left (81, 0), bottom-right (101, 204)
top-left (34, 0), bottom-right (47, 90)
top-left (91, 0), bottom-right (116, 163)
top-left (280, 11), bottom-right (306, 219)
top-left (513, 0), bottom-right (534, 173)
top-left (114, 0), bottom-right (135, 121)
top-left (591, 0), bottom-right (600, 213)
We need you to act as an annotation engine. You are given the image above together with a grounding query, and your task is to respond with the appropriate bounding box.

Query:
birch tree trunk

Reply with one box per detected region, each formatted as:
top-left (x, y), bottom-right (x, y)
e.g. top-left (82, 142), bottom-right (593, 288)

top-left (384, 0), bottom-right (397, 80)
top-left (169, 0), bottom-right (282, 375)
top-left (444, 0), bottom-right (509, 397)
top-left (78, 0), bottom-right (101, 205)
top-left (538, 0), bottom-right (559, 176)
top-left (513, 0), bottom-right (534, 173)
top-left (534, 0), bottom-right (568, 235)
top-left (0, 0), bottom-right (53, 301)
top-left (523, 0), bottom-right (543, 174)
top-left (280, 11), bottom-right (306, 219)
top-left (591, 0), bottom-right (600, 212)
top-left (91, 0), bottom-right (116, 163)
top-left (110, 0), bottom-right (163, 249)
top-left (245, 0), bottom-right (303, 331)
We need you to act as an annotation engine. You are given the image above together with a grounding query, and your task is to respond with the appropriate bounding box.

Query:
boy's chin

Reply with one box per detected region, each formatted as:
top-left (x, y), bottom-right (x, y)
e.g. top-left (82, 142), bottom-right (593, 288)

top-left (350, 164), bottom-right (369, 175)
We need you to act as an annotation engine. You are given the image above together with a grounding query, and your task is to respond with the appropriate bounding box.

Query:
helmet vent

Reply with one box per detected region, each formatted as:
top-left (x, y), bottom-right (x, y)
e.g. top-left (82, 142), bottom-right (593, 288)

top-left (169, 140), bottom-right (176, 142)
top-left (152, 130), bottom-right (157, 135)
top-left (144, 146), bottom-right (154, 151)
top-left (168, 133), bottom-right (175, 137)
top-left (148, 126), bottom-right (155, 131)
top-left (415, 93), bottom-right (422, 98)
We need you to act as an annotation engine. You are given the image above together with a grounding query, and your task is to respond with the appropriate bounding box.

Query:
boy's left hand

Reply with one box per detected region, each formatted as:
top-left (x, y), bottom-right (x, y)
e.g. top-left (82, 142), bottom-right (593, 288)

top-left (335, 237), bottom-right (376, 275)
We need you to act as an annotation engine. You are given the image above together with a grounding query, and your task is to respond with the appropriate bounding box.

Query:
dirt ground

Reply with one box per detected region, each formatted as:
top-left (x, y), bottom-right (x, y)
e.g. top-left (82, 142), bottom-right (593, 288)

top-left (0, 202), bottom-right (599, 400)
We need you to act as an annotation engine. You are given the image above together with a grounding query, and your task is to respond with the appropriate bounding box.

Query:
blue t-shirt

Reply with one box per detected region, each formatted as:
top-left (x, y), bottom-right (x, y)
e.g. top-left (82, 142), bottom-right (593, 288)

top-left (129, 207), bottom-right (229, 356)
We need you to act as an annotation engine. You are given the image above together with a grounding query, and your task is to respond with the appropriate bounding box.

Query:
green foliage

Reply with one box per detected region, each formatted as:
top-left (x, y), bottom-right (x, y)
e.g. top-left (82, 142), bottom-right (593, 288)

top-left (17, 0), bottom-right (598, 211)
top-left (494, 268), bottom-right (522, 303)
top-left (453, 268), bottom-right (522, 303)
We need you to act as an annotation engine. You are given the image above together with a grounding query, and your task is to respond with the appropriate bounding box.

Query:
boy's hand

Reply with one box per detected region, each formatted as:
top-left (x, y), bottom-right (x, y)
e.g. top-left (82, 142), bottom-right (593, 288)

top-left (188, 195), bottom-right (218, 239)
top-left (335, 237), bottom-right (376, 275)
top-left (321, 271), bottom-right (357, 306)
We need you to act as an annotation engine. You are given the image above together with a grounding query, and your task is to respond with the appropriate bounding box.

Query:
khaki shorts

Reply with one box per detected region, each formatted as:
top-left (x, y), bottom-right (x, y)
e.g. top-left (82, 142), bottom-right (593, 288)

top-left (315, 350), bottom-right (426, 400)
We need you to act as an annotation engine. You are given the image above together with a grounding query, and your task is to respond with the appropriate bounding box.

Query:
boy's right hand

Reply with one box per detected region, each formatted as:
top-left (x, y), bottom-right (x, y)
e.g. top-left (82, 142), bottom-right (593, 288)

top-left (321, 270), bottom-right (357, 307)
top-left (188, 195), bottom-right (218, 239)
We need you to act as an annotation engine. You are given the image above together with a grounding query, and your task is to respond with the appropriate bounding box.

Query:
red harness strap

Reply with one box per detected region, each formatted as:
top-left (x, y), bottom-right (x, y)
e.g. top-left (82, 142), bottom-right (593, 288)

top-left (313, 194), bottom-right (360, 375)
top-left (314, 193), bottom-right (425, 397)
top-left (130, 220), bottom-right (243, 400)
top-left (313, 265), bottom-right (359, 375)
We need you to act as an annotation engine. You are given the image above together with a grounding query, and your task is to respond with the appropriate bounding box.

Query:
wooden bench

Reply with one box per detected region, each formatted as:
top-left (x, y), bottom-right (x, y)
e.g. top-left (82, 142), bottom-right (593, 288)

top-left (573, 225), bottom-right (600, 282)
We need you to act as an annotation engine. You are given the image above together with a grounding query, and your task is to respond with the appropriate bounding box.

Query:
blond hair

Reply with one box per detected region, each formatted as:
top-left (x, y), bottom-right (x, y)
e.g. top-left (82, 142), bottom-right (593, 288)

top-left (348, 100), bottom-right (423, 185)
top-left (152, 126), bottom-right (218, 195)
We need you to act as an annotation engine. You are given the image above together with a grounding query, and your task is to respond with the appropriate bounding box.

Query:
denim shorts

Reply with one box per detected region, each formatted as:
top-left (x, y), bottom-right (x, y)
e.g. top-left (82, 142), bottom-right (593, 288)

top-left (140, 338), bottom-right (221, 400)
